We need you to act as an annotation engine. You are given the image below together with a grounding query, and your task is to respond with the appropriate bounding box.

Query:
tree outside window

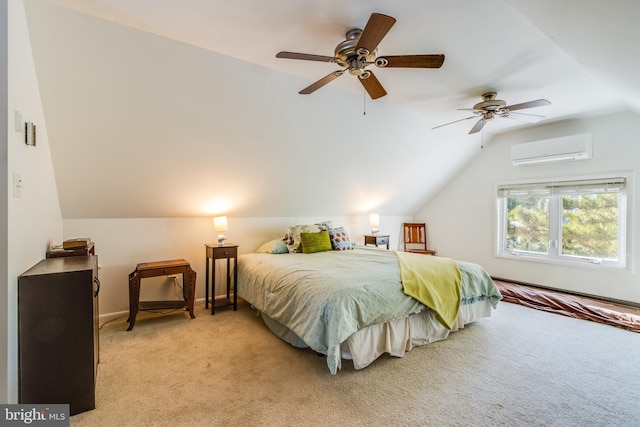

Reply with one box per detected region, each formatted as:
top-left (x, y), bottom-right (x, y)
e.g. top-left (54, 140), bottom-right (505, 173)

top-left (497, 176), bottom-right (627, 267)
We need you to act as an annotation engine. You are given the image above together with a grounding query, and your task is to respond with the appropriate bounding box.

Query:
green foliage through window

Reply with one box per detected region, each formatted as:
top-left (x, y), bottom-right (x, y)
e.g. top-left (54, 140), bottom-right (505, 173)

top-left (506, 197), bottom-right (549, 253)
top-left (498, 176), bottom-right (626, 267)
top-left (562, 194), bottom-right (618, 259)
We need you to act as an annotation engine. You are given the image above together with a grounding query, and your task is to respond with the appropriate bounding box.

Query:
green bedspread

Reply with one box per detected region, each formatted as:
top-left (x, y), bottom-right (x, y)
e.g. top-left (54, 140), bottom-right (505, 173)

top-left (237, 246), bottom-right (502, 374)
top-left (395, 251), bottom-right (461, 330)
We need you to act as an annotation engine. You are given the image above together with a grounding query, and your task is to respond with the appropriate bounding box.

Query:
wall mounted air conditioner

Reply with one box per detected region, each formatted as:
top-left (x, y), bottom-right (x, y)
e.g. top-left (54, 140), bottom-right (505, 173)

top-left (511, 134), bottom-right (592, 166)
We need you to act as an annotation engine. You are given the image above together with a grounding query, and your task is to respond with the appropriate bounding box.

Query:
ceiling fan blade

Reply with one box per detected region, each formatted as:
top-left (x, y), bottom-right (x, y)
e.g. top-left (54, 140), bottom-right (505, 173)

top-left (358, 71), bottom-right (387, 99)
top-left (504, 111), bottom-right (545, 123)
top-left (299, 70), bottom-right (346, 95)
top-left (379, 54), bottom-right (445, 68)
top-left (276, 51), bottom-right (337, 62)
top-left (432, 115), bottom-right (477, 130)
top-left (356, 13), bottom-right (396, 54)
top-left (469, 119), bottom-right (487, 134)
top-left (504, 99), bottom-right (551, 111)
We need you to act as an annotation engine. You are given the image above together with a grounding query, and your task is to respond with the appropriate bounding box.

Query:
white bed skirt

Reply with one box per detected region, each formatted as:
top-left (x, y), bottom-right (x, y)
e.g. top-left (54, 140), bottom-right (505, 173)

top-left (258, 299), bottom-right (494, 371)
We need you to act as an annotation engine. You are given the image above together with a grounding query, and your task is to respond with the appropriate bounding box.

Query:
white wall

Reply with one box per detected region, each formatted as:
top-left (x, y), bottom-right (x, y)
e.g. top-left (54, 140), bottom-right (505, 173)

top-left (416, 111), bottom-right (640, 304)
top-left (63, 215), bottom-right (410, 320)
top-left (24, 0), bottom-right (478, 221)
top-left (3, 0), bottom-right (63, 403)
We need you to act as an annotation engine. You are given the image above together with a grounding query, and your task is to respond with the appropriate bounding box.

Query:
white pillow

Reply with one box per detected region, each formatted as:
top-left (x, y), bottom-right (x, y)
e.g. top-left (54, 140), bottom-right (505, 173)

top-left (256, 239), bottom-right (289, 254)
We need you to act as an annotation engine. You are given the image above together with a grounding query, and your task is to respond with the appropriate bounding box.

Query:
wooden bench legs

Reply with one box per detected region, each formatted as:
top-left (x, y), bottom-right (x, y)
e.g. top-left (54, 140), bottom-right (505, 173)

top-left (127, 259), bottom-right (196, 331)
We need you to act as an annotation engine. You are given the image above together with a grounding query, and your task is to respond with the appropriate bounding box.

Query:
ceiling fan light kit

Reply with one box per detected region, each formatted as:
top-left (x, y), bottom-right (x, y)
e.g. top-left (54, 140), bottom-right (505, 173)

top-left (276, 13), bottom-right (445, 100)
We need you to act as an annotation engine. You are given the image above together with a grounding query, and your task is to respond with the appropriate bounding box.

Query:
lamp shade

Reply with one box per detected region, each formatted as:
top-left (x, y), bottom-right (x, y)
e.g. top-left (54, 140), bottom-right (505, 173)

top-left (369, 213), bottom-right (380, 234)
top-left (213, 216), bottom-right (228, 245)
top-left (213, 216), bottom-right (228, 232)
top-left (369, 214), bottom-right (380, 228)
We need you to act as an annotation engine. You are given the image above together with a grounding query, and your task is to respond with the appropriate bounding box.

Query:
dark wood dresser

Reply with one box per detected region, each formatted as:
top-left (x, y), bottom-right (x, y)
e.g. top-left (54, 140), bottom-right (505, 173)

top-left (18, 256), bottom-right (100, 415)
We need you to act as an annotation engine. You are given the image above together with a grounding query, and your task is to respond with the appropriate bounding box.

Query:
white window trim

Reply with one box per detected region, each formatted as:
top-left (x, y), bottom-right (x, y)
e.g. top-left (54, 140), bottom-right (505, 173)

top-left (494, 172), bottom-right (633, 271)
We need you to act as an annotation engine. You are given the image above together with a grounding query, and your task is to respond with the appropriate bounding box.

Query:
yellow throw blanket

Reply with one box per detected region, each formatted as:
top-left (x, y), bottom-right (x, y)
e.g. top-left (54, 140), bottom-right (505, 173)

top-left (394, 251), bottom-right (462, 330)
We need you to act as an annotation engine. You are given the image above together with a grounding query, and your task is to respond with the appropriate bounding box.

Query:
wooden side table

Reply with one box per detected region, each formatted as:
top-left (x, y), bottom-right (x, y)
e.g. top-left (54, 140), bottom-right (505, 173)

top-left (205, 244), bottom-right (238, 315)
top-left (364, 234), bottom-right (390, 249)
top-left (127, 259), bottom-right (196, 331)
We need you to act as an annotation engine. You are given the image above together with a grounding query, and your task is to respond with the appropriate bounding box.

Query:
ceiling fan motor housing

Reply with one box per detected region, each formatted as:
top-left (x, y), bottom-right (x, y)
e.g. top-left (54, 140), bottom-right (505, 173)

top-left (473, 92), bottom-right (506, 113)
top-left (334, 29), bottom-right (377, 68)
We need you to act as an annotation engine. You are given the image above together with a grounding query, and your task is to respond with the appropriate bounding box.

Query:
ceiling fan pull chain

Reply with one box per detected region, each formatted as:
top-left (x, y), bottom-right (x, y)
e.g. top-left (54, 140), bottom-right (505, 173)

top-left (363, 89), bottom-right (367, 115)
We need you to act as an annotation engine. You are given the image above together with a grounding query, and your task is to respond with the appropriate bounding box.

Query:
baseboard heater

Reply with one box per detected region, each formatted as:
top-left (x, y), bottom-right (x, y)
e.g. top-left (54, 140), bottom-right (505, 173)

top-left (511, 133), bottom-right (592, 166)
top-left (491, 276), bottom-right (640, 309)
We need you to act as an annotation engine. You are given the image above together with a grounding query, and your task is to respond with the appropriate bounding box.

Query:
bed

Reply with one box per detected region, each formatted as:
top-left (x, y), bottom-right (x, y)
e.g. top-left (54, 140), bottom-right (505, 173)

top-left (238, 244), bottom-right (502, 374)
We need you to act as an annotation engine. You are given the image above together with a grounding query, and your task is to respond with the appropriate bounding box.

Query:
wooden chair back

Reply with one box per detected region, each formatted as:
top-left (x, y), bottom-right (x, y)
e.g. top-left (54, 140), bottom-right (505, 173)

top-left (403, 222), bottom-right (436, 255)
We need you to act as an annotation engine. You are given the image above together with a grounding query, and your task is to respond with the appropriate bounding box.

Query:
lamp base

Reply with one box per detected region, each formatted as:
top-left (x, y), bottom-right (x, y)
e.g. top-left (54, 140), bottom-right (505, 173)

top-left (217, 234), bottom-right (227, 246)
top-left (370, 227), bottom-right (379, 235)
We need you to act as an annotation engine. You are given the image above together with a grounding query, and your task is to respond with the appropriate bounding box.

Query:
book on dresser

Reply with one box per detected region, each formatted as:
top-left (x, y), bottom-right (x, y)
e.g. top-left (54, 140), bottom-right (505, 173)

top-left (47, 242), bottom-right (95, 258)
top-left (62, 238), bottom-right (92, 250)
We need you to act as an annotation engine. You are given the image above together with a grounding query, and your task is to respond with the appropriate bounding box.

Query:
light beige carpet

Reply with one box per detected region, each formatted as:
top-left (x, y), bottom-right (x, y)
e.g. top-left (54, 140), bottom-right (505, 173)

top-left (71, 301), bottom-right (640, 426)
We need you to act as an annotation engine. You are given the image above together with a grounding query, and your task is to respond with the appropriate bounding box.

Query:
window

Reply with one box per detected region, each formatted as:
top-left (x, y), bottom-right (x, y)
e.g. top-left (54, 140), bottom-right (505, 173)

top-left (496, 176), bottom-right (628, 267)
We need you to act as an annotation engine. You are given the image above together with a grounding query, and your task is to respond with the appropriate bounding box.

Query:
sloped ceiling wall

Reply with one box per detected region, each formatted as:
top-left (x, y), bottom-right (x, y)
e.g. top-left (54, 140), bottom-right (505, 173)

top-left (507, 0), bottom-right (640, 113)
top-left (25, 1), bottom-right (478, 219)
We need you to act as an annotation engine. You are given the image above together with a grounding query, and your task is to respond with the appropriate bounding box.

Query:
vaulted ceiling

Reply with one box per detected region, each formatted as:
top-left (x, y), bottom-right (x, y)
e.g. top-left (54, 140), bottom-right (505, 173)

top-left (23, 0), bottom-right (640, 218)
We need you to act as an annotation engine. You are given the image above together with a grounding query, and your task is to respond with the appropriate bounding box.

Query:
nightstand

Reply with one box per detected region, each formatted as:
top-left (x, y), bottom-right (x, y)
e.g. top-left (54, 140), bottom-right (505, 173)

top-left (205, 243), bottom-right (238, 315)
top-left (364, 234), bottom-right (390, 249)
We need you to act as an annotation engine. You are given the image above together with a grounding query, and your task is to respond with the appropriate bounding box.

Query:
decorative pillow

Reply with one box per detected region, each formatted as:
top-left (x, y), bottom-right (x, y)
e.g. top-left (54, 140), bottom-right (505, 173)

top-left (283, 221), bottom-right (333, 253)
top-left (329, 226), bottom-right (353, 251)
top-left (300, 230), bottom-right (333, 254)
top-left (256, 239), bottom-right (289, 254)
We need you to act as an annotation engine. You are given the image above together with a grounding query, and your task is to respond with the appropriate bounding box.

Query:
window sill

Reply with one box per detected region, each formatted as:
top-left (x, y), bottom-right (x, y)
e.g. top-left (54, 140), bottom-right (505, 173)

top-left (494, 252), bottom-right (628, 271)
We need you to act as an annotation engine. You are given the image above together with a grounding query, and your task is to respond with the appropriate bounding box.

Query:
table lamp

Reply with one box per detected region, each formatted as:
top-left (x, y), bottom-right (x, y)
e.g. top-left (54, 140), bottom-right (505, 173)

top-left (370, 213), bottom-right (379, 235)
top-left (213, 216), bottom-right (228, 246)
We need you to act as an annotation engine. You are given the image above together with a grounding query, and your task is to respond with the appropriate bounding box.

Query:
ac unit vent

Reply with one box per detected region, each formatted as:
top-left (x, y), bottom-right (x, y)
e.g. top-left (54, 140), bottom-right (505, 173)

top-left (511, 134), bottom-right (592, 166)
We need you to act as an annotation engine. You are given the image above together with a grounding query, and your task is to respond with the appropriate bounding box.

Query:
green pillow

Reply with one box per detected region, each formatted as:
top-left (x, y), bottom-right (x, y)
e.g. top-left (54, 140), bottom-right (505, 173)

top-left (300, 230), bottom-right (332, 254)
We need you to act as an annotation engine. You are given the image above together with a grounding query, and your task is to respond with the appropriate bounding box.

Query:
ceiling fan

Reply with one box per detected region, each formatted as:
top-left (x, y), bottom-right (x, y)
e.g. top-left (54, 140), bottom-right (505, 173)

top-left (276, 13), bottom-right (445, 99)
top-left (433, 92), bottom-right (551, 134)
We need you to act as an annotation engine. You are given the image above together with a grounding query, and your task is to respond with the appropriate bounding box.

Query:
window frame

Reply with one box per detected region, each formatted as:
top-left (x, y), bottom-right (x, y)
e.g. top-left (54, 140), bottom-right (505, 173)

top-left (495, 173), bottom-right (631, 269)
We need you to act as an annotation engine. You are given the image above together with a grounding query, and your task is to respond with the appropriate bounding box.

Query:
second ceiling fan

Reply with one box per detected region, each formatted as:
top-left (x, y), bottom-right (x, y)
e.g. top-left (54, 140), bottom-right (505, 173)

top-left (276, 13), bottom-right (445, 100)
top-left (433, 92), bottom-right (551, 134)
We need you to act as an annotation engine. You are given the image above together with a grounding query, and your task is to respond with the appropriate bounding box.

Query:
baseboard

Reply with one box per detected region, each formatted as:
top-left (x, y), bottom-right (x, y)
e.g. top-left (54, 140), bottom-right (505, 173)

top-left (99, 297), bottom-right (208, 326)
